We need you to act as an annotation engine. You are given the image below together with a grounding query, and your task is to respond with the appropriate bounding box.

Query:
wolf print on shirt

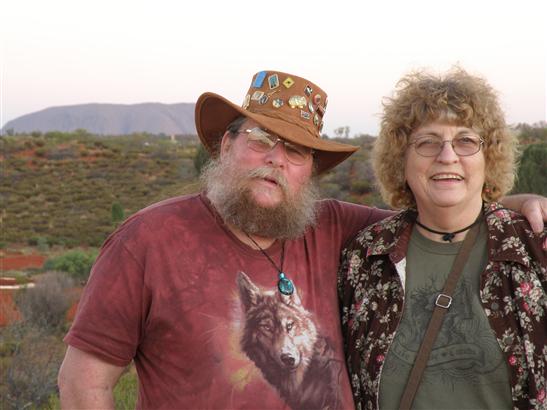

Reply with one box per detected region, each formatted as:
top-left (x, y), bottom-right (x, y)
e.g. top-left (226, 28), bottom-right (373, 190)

top-left (236, 271), bottom-right (342, 410)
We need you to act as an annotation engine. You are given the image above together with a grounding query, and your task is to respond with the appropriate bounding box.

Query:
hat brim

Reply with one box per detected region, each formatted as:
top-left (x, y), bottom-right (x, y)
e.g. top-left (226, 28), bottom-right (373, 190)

top-left (195, 92), bottom-right (359, 174)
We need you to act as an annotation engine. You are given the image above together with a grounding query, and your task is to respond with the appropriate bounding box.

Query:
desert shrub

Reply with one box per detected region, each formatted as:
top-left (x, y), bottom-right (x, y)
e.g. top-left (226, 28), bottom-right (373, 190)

top-left (111, 201), bottom-right (125, 224)
top-left (43, 250), bottom-right (98, 282)
top-left (193, 144), bottom-right (210, 175)
top-left (35, 148), bottom-right (46, 157)
top-left (15, 272), bottom-right (75, 331)
top-left (27, 236), bottom-right (49, 251)
top-left (350, 180), bottom-right (373, 195)
top-left (319, 182), bottom-right (343, 200)
top-left (0, 324), bottom-right (66, 410)
top-left (46, 147), bottom-right (78, 160)
top-left (6, 272), bottom-right (32, 285)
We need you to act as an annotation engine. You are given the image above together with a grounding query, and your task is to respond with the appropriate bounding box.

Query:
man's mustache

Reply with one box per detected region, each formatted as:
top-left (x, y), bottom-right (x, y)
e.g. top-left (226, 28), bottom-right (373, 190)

top-left (246, 167), bottom-right (289, 191)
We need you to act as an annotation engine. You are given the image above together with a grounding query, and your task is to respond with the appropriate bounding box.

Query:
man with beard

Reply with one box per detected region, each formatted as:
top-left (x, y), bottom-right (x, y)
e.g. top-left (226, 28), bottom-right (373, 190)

top-left (58, 70), bottom-right (546, 410)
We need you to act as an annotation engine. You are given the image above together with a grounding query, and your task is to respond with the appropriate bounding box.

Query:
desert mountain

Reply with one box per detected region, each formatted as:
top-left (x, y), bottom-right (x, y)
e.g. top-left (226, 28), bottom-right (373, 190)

top-left (2, 102), bottom-right (197, 135)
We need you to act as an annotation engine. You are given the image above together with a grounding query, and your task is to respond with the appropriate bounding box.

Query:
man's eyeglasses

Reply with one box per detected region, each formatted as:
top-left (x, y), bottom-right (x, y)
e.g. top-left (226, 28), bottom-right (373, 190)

top-left (238, 127), bottom-right (313, 165)
top-left (408, 134), bottom-right (484, 157)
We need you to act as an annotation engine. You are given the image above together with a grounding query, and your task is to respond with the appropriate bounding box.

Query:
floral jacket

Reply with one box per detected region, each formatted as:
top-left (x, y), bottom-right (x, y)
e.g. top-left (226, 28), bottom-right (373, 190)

top-left (338, 203), bottom-right (546, 410)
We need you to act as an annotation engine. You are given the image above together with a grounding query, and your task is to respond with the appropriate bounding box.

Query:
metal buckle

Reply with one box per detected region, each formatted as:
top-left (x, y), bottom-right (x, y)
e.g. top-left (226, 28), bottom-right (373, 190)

top-left (435, 294), bottom-right (452, 309)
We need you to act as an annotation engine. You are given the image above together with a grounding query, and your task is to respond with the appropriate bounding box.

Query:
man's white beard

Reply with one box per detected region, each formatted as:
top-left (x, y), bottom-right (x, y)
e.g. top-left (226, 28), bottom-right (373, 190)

top-left (201, 156), bottom-right (319, 239)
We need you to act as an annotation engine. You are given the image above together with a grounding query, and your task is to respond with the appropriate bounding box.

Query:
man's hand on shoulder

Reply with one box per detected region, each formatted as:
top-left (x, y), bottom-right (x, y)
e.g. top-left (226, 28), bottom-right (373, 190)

top-left (501, 194), bottom-right (547, 250)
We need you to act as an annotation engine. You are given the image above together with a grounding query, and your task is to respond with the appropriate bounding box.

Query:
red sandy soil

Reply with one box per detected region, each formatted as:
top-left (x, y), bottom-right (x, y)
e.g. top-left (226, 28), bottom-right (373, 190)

top-left (66, 287), bottom-right (83, 321)
top-left (13, 148), bottom-right (36, 158)
top-left (0, 250), bottom-right (82, 326)
top-left (0, 253), bottom-right (47, 271)
top-left (0, 290), bottom-right (22, 326)
top-left (0, 283), bottom-right (83, 327)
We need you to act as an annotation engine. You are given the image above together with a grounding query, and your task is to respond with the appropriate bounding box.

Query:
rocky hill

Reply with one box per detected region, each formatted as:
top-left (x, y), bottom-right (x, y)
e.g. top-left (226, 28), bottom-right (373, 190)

top-left (2, 102), bottom-right (197, 135)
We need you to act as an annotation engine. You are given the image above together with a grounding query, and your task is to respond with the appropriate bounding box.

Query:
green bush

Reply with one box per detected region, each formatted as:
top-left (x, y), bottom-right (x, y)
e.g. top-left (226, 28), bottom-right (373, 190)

top-left (43, 249), bottom-right (99, 282)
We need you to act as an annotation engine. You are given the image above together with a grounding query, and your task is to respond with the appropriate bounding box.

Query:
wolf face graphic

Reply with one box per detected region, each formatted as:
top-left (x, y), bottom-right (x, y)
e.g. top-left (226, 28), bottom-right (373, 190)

top-left (236, 271), bottom-right (342, 410)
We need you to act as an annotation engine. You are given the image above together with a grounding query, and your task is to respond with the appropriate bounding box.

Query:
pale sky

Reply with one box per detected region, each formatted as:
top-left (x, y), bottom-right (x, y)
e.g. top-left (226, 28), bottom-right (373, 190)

top-left (1, 0), bottom-right (546, 136)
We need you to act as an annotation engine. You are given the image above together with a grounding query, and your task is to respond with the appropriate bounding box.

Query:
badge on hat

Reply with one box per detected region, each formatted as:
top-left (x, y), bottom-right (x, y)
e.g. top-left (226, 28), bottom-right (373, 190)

top-left (251, 91), bottom-right (264, 101)
top-left (283, 77), bottom-right (295, 88)
top-left (272, 98), bottom-right (284, 108)
top-left (253, 71), bottom-right (267, 88)
top-left (268, 74), bottom-right (279, 89)
top-left (288, 95), bottom-right (307, 109)
top-left (242, 94), bottom-right (250, 109)
top-left (313, 113), bottom-right (320, 126)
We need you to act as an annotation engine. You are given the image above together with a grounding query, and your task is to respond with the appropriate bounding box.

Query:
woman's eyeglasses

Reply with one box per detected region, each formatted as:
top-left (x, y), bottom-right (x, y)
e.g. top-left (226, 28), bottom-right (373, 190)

top-left (408, 135), bottom-right (484, 157)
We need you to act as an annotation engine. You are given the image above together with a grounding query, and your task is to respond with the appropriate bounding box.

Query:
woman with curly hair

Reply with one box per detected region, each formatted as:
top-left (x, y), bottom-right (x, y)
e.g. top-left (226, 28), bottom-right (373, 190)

top-left (338, 67), bottom-right (546, 410)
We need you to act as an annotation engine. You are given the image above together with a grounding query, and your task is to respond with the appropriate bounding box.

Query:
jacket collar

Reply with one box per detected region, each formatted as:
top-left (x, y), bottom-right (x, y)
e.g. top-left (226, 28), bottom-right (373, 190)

top-left (484, 202), bottom-right (531, 268)
top-left (366, 211), bottom-right (415, 264)
top-left (366, 203), bottom-right (531, 268)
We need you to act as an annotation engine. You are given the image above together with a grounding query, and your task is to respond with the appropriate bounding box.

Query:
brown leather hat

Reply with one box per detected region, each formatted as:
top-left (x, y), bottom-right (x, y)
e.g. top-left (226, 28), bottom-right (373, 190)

top-left (195, 70), bottom-right (359, 174)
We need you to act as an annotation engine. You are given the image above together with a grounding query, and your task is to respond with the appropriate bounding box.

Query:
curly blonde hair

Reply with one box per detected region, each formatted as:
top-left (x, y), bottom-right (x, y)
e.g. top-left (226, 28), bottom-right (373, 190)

top-left (373, 66), bottom-right (518, 209)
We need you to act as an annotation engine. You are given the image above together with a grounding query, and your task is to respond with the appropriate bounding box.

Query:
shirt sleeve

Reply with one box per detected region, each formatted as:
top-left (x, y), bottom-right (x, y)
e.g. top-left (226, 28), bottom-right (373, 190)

top-left (64, 230), bottom-right (148, 367)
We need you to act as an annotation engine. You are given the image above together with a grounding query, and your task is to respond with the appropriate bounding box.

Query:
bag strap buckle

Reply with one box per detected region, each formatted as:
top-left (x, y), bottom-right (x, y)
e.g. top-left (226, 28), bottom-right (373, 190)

top-left (435, 293), bottom-right (452, 309)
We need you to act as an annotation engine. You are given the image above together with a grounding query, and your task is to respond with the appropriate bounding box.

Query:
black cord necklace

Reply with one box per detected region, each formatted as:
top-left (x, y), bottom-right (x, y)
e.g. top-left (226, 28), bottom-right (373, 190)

top-left (415, 213), bottom-right (482, 242)
top-left (244, 233), bottom-right (295, 295)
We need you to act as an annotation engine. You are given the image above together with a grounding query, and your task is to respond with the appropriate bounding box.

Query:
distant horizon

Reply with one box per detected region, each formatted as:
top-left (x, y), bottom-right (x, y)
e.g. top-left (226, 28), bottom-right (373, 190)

top-left (3, 101), bottom-right (547, 139)
top-left (2, 0), bottom-right (545, 136)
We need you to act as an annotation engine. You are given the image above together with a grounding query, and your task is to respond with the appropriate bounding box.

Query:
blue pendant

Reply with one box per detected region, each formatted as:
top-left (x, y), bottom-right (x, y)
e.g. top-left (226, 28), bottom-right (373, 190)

top-left (277, 272), bottom-right (294, 295)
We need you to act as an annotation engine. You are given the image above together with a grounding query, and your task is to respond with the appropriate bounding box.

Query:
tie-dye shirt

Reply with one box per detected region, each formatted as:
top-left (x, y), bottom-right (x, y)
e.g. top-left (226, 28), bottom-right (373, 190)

top-left (65, 193), bottom-right (392, 410)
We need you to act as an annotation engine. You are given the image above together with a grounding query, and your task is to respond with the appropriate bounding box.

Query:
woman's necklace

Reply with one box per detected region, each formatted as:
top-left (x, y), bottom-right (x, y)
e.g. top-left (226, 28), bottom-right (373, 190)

top-left (244, 232), bottom-right (295, 296)
top-left (415, 212), bottom-right (483, 242)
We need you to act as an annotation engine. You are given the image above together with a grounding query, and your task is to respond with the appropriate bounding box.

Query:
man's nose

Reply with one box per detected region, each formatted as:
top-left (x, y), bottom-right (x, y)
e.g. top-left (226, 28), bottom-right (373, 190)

top-left (265, 141), bottom-right (288, 166)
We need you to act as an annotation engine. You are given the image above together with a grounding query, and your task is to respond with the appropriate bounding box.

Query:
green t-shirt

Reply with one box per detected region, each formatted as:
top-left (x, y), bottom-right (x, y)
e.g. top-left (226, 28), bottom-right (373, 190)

top-left (379, 223), bottom-right (512, 410)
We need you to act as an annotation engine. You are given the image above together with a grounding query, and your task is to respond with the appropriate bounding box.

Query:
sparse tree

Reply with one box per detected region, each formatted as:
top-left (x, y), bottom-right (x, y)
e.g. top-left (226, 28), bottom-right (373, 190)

top-left (333, 126), bottom-right (350, 139)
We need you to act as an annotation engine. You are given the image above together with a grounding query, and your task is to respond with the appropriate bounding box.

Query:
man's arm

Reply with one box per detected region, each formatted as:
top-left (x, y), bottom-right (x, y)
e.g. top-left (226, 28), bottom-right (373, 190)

top-left (501, 194), bottom-right (547, 233)
top-left (58, 346), bottom-right (126, 409)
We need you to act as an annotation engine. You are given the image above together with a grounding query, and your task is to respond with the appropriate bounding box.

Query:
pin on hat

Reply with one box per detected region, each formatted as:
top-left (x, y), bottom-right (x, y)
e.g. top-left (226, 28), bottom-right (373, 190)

top-left (195, 70), bottom-right (358, 174)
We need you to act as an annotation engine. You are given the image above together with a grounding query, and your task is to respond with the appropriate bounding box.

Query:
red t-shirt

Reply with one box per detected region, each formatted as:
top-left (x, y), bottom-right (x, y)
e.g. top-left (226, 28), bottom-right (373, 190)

top-left (65, 193), bottom-right (391, 409)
